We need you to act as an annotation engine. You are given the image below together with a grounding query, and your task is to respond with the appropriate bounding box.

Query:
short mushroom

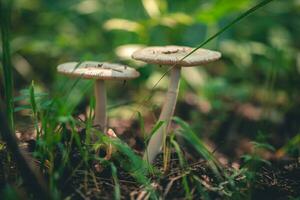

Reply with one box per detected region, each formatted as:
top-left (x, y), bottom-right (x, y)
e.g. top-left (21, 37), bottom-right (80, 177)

top-left (132, 45), bottom-right (221, 163)
top-left (57, 61), bottom-right (140, 142)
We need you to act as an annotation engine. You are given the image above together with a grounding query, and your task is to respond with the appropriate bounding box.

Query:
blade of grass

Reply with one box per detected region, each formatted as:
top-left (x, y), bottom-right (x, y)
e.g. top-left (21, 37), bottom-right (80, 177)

top-left (173, 117), bottom-right (221, 178)
top-left (111, 137), bottom-right (151, 183)
top-left (170, 135), bottom-right (192, 200)
top-left (162, 134), bottom-right (171, 172)
top-left (43, 61), bottom-right (84, 120)
top-left (101, 135), bottom-right (159, 199)
top-left (170, 135), bottom-right (187, 167)
top-left (111, 163), bottom-right (121, 200)
top-left (145, 121), bottom-right (165, 143)
top-left (181, 0), bottom-right (277, 61)
top-left (143, 120), bottom-right (164, 165)
top-left (0, 0), bottom-right (14, 129)
top-left (133, 0), bottom-right (277, 138)
top-left (149, 0), bottom-right (277, 95)
top-left (29, 81), bottom-right (41, 139)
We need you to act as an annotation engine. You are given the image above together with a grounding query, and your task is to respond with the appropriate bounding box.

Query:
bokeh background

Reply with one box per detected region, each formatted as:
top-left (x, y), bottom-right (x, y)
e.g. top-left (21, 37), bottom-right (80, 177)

top-left (1, 0), bottom-right (300, 161)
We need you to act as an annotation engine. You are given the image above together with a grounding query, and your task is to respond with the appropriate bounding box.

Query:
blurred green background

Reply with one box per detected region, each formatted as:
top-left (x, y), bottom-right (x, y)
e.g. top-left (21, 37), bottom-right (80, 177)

top-left (1, 0), bottom-right (300, 159)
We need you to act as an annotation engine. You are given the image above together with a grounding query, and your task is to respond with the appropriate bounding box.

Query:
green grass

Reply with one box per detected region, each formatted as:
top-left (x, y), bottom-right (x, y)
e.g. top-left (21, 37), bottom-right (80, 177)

top-left (173, 117), bottom-right (222, 178)
top-left (170, 135), bottom-right (192, 199)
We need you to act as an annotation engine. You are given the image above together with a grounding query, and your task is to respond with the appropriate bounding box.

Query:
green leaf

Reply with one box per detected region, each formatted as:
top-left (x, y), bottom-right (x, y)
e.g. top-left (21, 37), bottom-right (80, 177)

top-left (251, 142), bottom-right (275, 152)
top-left (145, 120), bottom-right (164, 142)
top-left (111, 163), bottom-right (121, 200)
top-left (29, 81), bottom-right (37, 114)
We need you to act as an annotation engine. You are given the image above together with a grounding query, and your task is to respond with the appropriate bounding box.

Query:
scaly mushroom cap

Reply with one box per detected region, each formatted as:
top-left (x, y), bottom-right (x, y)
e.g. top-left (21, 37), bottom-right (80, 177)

top-left (132, 45), bottom-right (221, 66)
top-left (57, 61), bottom-right (140, 80)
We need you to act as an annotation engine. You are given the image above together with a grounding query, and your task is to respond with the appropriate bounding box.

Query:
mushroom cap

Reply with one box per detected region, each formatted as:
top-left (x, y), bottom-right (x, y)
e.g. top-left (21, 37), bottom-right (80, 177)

top-left (132, 45), bottom-right (221, 66)
top-left (57, 61), bottom-right (140, 80)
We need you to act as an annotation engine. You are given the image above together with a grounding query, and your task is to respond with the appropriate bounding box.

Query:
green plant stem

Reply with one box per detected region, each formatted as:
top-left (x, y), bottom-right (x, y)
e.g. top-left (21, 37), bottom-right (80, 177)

top-left (0, 0), bottom-right (14, 129)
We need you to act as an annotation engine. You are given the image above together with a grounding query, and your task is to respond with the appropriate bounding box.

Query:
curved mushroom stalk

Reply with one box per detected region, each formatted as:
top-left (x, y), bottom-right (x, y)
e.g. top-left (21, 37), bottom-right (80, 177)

top-left (144, 67), bottom-right (181, 163)
top-left (94, 80), bottom-right (107, 141)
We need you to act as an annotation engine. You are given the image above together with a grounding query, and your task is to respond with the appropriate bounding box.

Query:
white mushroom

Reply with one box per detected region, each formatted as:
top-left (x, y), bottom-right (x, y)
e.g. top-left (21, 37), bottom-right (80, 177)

top-left (132, 46), bottom-right (221, 163)
top-left (57, 61), bottom-right (140, 141)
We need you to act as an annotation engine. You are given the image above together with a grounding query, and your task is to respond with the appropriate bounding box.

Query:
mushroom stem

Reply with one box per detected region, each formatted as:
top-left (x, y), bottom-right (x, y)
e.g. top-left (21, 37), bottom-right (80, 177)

top-left (144, 67), bottom-right (181, 163)
top-left (94, 80), bottom-right (107, 139)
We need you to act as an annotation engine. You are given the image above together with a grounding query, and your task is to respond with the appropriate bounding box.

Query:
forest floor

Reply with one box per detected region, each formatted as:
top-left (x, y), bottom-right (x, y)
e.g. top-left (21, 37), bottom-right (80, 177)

top-left (0, 120), bottom-right (299, 200)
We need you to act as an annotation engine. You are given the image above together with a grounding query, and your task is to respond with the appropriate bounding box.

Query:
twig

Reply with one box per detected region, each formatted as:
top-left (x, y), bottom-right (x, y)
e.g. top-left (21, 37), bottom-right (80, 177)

top-left (164, 172), bottom-right (189, 197)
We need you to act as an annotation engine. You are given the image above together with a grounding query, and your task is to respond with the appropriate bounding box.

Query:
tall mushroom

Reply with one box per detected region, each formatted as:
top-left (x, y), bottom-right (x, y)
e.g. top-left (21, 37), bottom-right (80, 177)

top-left (57, 61), bottom-right (140, 141)
top-left (132, 45), bottom-right (221, 163)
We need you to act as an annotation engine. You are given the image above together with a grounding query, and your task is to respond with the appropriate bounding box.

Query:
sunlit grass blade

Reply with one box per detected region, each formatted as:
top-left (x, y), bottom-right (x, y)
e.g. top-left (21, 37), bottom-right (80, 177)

top-left (0, 0), bottom-right (14, 129)
top-left (173, 117), bottom-right (222, 178)
top-left (181, 0), bottom-right (276, 61)
top-left (29, 81), bottom-right (41, 138)
top-left (111, 137), bottom-right (150, 183)
top-left (43, 61), bottom-right (85, 120)
top-left (150, 0), bottom-right (276, 92)
top-left (170, 135), bottom-right (186, 167)
top-left (145, 121), bottom-right (164, 143)
top-left (65, 73), bottom-right (85, 102)
top-left (162, 134), bottom-right (171, 172)
top-left (101, 136), bottom-right (158, 199)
